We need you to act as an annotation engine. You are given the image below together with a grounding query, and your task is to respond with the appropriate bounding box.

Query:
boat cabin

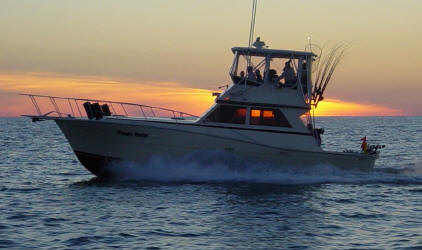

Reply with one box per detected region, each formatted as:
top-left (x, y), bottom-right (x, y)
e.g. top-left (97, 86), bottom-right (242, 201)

top-left (199, 44), bottom-right (320, 147)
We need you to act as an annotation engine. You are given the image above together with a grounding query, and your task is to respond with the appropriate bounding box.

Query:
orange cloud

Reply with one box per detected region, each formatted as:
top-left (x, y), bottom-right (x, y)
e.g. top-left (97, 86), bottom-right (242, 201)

top-left (0, 72), bottom-right (215, 117)
top-left (313, 99), bottom-right (403, 116)
top-left (0, 71), bottom-right (404, 117)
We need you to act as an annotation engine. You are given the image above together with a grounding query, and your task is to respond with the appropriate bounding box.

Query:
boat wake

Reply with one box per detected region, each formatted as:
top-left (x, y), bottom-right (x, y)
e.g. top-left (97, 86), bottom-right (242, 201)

top-left (105, 151), bottom-right (422, 185)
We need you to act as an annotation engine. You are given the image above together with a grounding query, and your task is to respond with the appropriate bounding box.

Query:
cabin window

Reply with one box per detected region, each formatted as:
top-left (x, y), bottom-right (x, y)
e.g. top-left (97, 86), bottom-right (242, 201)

top-left (250, 108), bottom-right (291, 127)
top-left (206, 105), bottom-right (246, 124)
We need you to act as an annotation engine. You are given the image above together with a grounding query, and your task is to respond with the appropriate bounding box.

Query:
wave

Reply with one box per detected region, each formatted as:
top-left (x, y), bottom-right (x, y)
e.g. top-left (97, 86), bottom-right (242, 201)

top-left (105, 151), bottom-right (422, 185)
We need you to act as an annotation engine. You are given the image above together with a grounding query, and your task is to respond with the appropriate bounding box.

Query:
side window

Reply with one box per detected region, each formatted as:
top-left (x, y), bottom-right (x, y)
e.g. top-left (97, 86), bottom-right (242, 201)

top-left (206, 105), bottom-right (246, 124)
top-left (250, 108), bottom-right (291, 127)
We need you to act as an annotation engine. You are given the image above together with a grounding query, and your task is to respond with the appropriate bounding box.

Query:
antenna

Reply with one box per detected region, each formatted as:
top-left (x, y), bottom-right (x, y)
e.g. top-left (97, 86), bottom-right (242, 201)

top-left (245, 0), bottom-right (258, 88)
top-left (307, 36), bottom-right (312, 52)
top-left (248, 0), bottom-right (258, 48)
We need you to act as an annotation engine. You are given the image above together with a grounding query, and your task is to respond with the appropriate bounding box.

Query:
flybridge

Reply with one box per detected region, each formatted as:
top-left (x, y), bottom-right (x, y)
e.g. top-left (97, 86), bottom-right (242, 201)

top-left (229, 37), bottom-right (348, 110)
top-left (229, 38), bottom-right (315, 109)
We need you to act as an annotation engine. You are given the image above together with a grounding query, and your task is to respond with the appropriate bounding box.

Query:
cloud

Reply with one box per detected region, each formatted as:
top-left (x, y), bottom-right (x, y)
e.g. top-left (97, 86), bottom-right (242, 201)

top-left (0, 71), bottom-right (407, 117)
top-left (0, 71), bottom-right (215, 117)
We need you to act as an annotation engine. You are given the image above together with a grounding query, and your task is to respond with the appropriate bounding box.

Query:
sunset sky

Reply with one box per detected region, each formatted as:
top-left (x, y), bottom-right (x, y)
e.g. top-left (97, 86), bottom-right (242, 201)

top-left (1, 0), bottom-right (421, 116)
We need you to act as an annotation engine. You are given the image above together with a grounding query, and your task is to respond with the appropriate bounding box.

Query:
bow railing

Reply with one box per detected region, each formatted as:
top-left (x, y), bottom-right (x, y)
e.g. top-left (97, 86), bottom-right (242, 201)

top-left (20, 93), bottom-right (199, 121)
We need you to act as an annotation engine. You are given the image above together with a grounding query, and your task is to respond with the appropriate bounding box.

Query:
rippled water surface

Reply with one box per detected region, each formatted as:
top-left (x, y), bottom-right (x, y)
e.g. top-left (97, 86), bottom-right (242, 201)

top-left (1, 117), bottom-right (422, 249)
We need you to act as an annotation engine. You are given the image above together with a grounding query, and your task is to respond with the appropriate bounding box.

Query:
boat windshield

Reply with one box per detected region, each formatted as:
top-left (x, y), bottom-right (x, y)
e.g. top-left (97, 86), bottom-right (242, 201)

top-left (230, 51), bottom-right (311, 90)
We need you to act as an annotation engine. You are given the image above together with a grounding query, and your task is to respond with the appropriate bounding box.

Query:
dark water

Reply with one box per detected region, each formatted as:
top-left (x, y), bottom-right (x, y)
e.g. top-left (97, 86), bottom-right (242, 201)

top-left (1, 117), bottom-right (422, 249)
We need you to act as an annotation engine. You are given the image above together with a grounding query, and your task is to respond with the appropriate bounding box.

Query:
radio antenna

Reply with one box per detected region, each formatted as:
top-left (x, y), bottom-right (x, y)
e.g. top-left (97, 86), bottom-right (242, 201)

top-left (248, 0), bottom-right (258, 48)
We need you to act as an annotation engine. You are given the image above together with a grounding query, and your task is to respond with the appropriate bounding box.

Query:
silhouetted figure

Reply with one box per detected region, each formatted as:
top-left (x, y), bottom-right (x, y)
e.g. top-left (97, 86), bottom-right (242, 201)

top-left (268, 69), bottom-right (279, 83)
top-left (255, 69), bottom-right (263, 82)
top-left (279, 61), bottom-right (297, 87)
top-left (247, 66), bottom-right (256, 81)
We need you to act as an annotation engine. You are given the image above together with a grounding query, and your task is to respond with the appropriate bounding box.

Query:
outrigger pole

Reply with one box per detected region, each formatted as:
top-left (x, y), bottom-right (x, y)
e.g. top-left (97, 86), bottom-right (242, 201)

top-left (245, 0), bottom-right (258, 86)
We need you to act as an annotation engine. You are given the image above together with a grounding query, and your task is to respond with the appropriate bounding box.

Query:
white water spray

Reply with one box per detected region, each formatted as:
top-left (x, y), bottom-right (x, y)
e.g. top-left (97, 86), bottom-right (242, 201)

top-left (105, 151), bottom-right (422, 185)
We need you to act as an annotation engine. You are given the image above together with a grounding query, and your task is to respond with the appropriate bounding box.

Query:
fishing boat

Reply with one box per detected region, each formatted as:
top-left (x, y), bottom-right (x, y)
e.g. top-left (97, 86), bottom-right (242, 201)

top-left (20, 37), bottom-right (383, 177)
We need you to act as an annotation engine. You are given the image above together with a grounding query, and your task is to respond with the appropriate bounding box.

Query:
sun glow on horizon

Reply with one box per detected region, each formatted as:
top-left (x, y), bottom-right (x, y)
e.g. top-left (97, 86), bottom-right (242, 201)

top-left (312, 99), bottom-right (403, 117)
top-left (0, 72), bottom-right (406, 117)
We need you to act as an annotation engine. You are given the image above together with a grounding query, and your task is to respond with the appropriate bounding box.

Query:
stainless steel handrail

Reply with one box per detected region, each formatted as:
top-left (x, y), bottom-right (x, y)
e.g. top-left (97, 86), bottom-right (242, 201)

top-left (20, 93), bottom-right (200, 120)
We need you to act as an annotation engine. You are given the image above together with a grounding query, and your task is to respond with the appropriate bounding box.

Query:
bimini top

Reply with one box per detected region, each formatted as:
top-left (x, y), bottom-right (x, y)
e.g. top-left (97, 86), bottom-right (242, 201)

top-left (232, 46), bottom-right (317, 59)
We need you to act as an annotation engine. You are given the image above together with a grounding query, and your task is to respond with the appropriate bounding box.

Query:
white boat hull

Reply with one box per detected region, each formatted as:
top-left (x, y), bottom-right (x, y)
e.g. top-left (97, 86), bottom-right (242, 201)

top-left (54, 118), bottom-right (378, 177)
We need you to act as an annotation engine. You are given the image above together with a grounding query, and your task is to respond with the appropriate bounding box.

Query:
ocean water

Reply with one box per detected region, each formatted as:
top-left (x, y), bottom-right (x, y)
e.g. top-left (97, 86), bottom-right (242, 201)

top-left (1, 116), bottom-right (422, 249)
